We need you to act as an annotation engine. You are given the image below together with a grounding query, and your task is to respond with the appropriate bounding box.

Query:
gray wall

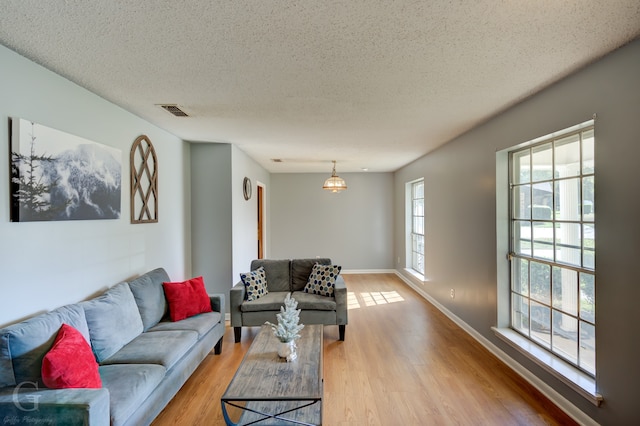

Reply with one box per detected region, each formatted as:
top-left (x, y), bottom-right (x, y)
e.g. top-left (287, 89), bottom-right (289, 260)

top-left (190, 143), bottom-right (233, 301)
top-left (270, 172), bottom-right (394, 270)
top-left (0, 45), bottom-right (191, 327)
top-left (190, 143), bottom-right (271, 310)
top-left (394, 39), bottom-right (640, 424)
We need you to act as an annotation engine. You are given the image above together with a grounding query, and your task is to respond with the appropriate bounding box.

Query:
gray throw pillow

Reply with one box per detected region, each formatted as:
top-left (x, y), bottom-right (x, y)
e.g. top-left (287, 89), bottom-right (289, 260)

top-left (127, 268), bottom-right (170, 330)
top-left (291, 258), bottom-right (331, 291)
top-left (81, 282), bottom-right (144, 362)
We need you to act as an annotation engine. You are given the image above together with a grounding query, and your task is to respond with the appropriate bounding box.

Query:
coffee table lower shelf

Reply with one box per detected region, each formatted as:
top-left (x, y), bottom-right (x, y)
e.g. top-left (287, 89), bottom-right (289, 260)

top-left (222, 399), bottom-right (321, 426)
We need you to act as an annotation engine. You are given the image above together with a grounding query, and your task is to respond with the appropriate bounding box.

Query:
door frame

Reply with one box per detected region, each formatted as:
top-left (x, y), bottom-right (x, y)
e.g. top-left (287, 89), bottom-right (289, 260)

top-left (256, 181), bottom-right (266, 259)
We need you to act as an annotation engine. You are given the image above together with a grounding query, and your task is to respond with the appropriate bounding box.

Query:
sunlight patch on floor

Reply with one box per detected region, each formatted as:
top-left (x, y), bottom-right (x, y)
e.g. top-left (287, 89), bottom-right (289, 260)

top-left (361, 291), bottom-right (405, 307)
top-left (348, 291), bottom-right (405, 310)
top-left (347, 292), bottom-right (361, 309)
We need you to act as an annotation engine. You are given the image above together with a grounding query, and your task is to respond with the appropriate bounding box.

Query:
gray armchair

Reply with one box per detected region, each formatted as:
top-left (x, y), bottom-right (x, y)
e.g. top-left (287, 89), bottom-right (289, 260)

top-left (230, 258), bottom-right (348, 342)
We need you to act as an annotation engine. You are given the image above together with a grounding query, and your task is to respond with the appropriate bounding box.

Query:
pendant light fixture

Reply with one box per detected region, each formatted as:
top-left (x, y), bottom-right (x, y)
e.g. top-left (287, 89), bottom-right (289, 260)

top-left (322, 160), bottom-right (347, 192)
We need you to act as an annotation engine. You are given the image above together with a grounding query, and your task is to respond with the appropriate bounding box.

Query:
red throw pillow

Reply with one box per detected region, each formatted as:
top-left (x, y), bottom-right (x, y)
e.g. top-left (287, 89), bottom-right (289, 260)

top-left (42, 323), bottom-right (102, 389)
top-left (163, 276), bottom-right (212, 321)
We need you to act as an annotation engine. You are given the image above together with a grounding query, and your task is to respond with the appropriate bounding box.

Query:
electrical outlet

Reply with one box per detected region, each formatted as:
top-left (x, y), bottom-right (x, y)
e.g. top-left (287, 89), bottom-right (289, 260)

top-left (450, 289), bottom-right (455, 299)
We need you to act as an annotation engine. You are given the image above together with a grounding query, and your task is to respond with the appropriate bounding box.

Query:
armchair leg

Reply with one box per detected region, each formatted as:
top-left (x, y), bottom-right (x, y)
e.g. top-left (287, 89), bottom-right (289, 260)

top-left (339, 325), bottom-right (345, 341)
top-left (214, 338), bottom-right (223, 355)
top-left (234, 327), bottom-right (242, 343)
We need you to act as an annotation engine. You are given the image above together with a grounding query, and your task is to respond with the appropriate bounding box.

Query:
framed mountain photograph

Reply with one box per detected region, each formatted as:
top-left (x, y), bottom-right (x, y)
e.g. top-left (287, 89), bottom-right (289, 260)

top-left (10, 118), bottom-right (122, 222)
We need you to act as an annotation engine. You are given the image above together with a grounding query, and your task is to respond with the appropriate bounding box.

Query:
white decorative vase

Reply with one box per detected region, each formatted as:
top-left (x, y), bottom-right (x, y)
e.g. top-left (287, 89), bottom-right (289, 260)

top-left (278, 340), bottom-right (297, 362)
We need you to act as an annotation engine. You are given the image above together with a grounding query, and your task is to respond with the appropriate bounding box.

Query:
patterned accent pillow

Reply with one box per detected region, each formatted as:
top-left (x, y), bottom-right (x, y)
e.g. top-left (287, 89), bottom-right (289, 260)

top-left (304, 263), bottom-right (342, 297)
top-left (240, 266), bottom-right (269, 301)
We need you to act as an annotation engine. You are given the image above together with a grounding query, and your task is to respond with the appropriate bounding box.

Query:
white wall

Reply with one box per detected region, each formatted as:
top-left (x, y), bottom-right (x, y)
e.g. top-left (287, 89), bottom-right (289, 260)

top-left (394, 40), bottom-right (640, 424)
top-left (231, 145), bottom-right (271, 281)
top-left (270, 172), bottom-right (394, 270)
top-left (0, 45), bottom-right (191, 327)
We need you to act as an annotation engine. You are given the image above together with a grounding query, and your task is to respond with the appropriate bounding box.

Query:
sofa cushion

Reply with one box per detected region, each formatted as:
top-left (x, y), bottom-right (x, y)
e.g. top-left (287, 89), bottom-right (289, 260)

top-left (42, 324), bottom-right (102, 389)
top-left (291, 258), bottom-right (331, 292)
top-left (99, 363), bottom-right (166, 426)
top-left (250, 259), bottom-right (290, 292)
top-left (291, 291), bottom-right (338, 311)
top-left (162, 276), bottom-right (213, 322)
top-left (81, 282), bottom-right (144, 363)
top-left (0, 304), bottom-right (90, 387)
top-left (240, 292), bottom-right (289, 312)
top-left (149, 311), bottom-right (222, 338)
top-left (240, 266), bottom-right (269, 301)
top-left (127, 268), bottom-right (170, 331)
top-left (303, 263), bottom-right (342, 297)
top-left (101, 330), bottom-right (198, 371)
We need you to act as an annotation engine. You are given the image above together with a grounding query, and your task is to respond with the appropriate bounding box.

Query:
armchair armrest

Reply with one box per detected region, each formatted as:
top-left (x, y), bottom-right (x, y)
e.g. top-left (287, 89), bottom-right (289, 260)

top-left (334, 275), bottom-right (348, 326)
top-left (209, 293), bottom-right (226, 320)
top-left (0, 386), bottom-right (110, 426)
top-left (229, 282), bottom-right (246, 327)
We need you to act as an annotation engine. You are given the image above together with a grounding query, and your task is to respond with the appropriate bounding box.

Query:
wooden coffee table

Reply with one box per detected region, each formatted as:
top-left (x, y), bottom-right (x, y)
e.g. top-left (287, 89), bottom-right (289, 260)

top-left (221, 324), bottom-right (323, 425)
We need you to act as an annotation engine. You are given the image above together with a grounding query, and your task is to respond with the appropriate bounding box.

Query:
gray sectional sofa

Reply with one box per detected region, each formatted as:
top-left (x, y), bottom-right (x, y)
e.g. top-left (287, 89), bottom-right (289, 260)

top-left (230, 258), bottom-right (347, 342)
top-left (0, 268), bottom-right (225, 426)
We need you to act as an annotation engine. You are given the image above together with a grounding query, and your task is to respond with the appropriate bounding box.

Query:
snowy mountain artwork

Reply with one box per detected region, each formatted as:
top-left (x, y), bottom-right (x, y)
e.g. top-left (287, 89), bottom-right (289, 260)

top-left (10, 118), bottom-right (122, 222)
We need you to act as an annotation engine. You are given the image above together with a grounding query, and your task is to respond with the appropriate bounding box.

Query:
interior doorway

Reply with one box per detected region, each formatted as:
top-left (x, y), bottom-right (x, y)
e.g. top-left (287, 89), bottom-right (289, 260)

top-left (257, 184), bottom-right (264, 259)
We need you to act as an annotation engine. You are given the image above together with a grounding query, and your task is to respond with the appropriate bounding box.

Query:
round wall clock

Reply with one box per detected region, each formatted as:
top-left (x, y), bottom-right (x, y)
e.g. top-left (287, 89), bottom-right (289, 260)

top-left (243, 177), bottom-right (252, 200)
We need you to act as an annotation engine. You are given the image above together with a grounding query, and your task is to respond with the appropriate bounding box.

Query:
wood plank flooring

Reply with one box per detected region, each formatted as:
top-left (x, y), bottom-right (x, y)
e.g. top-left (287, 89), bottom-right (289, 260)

top-left (152, 273), bottom-right (578, 425)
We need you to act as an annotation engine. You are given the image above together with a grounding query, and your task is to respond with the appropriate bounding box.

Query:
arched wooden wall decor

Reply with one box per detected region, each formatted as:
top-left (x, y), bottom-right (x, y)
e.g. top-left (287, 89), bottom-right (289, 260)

top-left (130, 135), bottom-right (158, 223)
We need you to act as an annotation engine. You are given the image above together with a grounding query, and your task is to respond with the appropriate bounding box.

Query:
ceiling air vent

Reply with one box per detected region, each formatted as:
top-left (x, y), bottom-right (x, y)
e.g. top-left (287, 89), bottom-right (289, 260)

top-left (158, 104), bottom-right (189, 117)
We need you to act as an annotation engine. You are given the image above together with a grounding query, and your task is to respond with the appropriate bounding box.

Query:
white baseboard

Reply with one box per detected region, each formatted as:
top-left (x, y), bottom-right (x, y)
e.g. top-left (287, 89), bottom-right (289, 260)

top-left (341, 269), bottom-right (396, 274)
top-left (394, 271), bottom-right (598, 426)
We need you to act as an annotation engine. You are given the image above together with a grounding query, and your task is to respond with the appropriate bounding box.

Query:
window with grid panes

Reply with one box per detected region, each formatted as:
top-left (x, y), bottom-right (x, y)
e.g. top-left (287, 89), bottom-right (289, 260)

top-left (411, 180), bottom-right (424, 275)
top-left (509, 125), bottom-right (595, 376)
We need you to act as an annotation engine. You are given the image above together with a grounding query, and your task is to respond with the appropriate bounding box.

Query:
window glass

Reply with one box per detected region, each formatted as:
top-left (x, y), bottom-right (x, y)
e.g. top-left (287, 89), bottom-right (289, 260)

top-left (512, 293), bottom-right (529, 335)
top-left (579, 322), bottom-right (596, 374)
top-left (552, 266), bottom-right (578, 316)
top-left (530, 261), bottom-right (550, 305)
top-left (512, 258), bottom-right (529, 296)
top-left (513, 150), bottom-right (531, 184)
top-left (512, 184), bottom-right (531, 219)
top-left (554, 134), bottom-right (581, 178)
top-left (409, 180), bottom-right (425, 275)
top-left (554, 178), bottom-right (581, 221)
top-left (582, 129), bottom-right (594, 174)
top-left (553, 311), bottom-right (578, 363)
top-left (531, 143), bottom-right (553, 182)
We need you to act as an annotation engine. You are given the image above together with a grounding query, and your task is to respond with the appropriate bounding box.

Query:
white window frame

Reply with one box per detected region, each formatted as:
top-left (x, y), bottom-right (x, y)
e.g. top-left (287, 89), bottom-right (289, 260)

top-left (493, 119), bottom-right (602, 406)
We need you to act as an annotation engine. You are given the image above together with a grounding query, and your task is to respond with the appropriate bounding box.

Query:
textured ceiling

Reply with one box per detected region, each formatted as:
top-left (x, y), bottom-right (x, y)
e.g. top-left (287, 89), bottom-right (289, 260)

top-left (0, 1), bottom-right (639, 173)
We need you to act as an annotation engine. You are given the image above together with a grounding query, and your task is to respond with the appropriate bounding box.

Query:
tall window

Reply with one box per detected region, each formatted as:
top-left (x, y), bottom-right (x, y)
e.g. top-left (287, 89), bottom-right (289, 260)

top-left (509, 125), bottom-right (595, 376)
top-left (411, 180), bottom-right (425, 275)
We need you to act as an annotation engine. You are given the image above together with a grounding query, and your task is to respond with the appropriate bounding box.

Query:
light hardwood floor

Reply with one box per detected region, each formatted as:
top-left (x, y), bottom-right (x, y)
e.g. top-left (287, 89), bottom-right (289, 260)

top-left (152, 273), bottom-right (578, 425)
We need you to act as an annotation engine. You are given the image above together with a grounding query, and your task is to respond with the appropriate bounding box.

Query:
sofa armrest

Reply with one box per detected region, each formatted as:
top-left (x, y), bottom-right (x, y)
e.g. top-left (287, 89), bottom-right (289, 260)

top-left (209, 293), bottom-right (225, 320)
top-left (230, 282), bottom-right (246, 327)
top-left (0, 386), bottom-right (110, 426)
top-left (334, 275), bottom-right (348, 325)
